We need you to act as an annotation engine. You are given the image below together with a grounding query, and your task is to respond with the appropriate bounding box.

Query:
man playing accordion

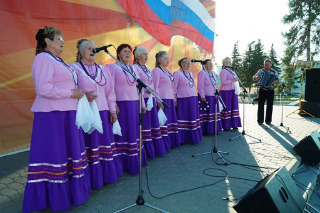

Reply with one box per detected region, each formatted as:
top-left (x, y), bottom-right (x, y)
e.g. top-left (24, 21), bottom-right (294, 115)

top-left (253, 59), bottom-right (280, 125)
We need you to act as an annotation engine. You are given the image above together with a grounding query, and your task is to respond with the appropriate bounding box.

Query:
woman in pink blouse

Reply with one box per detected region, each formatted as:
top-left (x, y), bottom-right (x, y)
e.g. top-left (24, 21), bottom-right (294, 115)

top-left (173, 57), bottom-right (202, 144)
top-left (133, 47), bottom-right (167, 158)
top-left (106, 44), bottom-right (147, 175)
top-left (23, 27), bottom-right (90, 213)
top-left (219, 57), bottom-right (242, 131)
top-left (70, 39), bottom-right (122, 189)
top-left (197, 59), bottom-right (222, 134)
top-left (152, 51), bottom-right (180, 148)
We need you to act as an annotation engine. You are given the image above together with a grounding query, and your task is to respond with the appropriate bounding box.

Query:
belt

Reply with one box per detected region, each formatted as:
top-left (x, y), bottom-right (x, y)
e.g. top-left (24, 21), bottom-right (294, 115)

top-left (260, 87), bottom-right (271, 91)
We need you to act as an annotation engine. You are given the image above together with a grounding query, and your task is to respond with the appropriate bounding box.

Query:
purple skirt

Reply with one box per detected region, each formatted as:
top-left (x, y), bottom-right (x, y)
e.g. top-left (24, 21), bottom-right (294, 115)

top-left (161, 99), bottom-right (181, 148)
top-left (199, 95), bottom-right (223, 134)
top-left (142, 98), bottom-right (167, 159)
top-left (220, 90), bottom-right (242, 130)
top-left (176, 96), bottom-right (202, 144)
top-left (83, 110), bottom-right (123, 189)
top-left (23, 111), bottom-right (91, 213)
top-left (114, 100), bottom-right (147, 175)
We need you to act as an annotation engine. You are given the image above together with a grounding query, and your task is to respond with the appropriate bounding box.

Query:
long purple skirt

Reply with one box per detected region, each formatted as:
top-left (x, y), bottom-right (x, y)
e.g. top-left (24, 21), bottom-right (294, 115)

top-left (23, 111), bottom-right (91, 213)
top-left (160, 99), bottom-right (180, 148)
top-left (176, 96), bottom-right (202, 144)
top-left (199, 95), bottom-right (223, 134)
top-left (114, 100), bottom-right (147, 175)
top-left (83, 110), bottom-right (123, 190)
top-left (142, 98), bottom-right (167, 159)
top-left (220, 90), bottom-right (242, 130)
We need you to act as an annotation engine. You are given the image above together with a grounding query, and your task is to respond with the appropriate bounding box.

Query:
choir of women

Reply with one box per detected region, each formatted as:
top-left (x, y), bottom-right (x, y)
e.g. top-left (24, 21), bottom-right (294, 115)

top-left (24, 26), bottom-right (242, 212)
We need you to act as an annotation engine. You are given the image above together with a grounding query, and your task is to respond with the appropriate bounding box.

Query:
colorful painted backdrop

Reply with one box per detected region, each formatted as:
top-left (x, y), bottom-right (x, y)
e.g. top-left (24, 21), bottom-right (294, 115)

top-left (0, 0), bottom-right (215, 155)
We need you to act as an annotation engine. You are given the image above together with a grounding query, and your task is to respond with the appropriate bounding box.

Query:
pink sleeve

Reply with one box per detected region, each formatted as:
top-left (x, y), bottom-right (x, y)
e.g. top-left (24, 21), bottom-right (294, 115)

top-left (173, 71), bottom-right (179, 102)
top-left (103, 66), bottom-right (116, 113)
top-left (133, 66), bottom-right (146, 108)
top-left (33, 54), bottom-right (72, 99)
top-left (197, 71), bottom-right (206, 99)
top-left (220, 69), bottom-right (233, 86)
top-left (152, 68), bottom-right (161, 103)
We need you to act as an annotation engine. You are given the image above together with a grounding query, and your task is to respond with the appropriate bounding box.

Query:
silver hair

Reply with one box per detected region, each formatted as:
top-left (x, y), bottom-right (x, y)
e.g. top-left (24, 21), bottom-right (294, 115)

top-left (78, 40), bottom-right (94, 52)
top-left (134, 46), bottom-right (148, 57)
top-left (222, 57), bottom-right (232, 65)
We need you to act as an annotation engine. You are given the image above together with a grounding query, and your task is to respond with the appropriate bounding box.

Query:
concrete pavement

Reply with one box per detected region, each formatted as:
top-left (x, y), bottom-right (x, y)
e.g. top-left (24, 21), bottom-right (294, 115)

top-left (1, 103), bottom-right (320, 213)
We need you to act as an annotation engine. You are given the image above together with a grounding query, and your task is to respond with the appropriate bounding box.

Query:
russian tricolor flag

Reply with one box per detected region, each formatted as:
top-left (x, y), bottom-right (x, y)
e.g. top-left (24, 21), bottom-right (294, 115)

top-left (116, 0), bottom-right (215, 53)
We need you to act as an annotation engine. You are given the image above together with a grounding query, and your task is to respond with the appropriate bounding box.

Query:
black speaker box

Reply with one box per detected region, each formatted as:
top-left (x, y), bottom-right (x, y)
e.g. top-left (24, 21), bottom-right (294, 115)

top-left (293, 130), bottom-right (320, 165)
top-left (300, 101), bottom-right (320, 117)
top-left (234, 166), bottom-right (305, 213)
top-left (305, 68), bottom-right (320, 102)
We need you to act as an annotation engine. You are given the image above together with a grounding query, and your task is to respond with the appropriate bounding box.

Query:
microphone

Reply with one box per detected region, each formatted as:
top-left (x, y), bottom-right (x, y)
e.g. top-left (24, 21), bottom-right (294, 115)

top-left (191, 59), bottom-right (204, 63)
top-left (93, 44), bottom-right (113, 53)
top-left (224, 66), bottom-right (234, 69)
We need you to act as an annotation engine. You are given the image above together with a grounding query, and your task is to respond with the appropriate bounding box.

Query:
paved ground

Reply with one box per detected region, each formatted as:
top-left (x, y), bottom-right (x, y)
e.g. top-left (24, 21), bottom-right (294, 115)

top-left (1, 103), bottom-right (320, 213)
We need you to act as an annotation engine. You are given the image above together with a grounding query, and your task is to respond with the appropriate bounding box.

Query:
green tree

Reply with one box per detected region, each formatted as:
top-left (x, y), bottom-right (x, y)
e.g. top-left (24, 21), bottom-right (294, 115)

top-left (282, 0), bottom-right (320, 61)
top-left (282, 44), bottom-right (298, 92)
top-left (240, 42), bottom-right (255, 92)
top-left (269, 44), bottom-right (281, 74)
top-left (231, 41), bottom-right (242, 70)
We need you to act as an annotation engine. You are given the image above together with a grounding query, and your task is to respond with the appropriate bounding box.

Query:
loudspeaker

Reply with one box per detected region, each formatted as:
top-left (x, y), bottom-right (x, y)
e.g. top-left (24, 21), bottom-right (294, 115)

top-left (233, 166), bottom-right (305, 213)
top-left (305, 68), bottom-right (320, 102)
top-left (293, 130), bottom-right (320, 165)
top-left (300, 101), bottom-right (320, 117)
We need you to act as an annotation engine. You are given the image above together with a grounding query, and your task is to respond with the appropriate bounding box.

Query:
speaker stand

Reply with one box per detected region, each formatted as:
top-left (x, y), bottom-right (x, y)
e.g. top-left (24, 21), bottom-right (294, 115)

top-left (287, 69), bottom-right (315, 118)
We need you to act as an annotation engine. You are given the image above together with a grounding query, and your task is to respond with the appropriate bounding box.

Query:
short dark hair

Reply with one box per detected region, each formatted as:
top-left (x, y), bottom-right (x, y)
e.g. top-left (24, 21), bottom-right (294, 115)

top-left (116, 44), bottom-right (132, 60)
top-left (264, 59), bottom-right (272, 64)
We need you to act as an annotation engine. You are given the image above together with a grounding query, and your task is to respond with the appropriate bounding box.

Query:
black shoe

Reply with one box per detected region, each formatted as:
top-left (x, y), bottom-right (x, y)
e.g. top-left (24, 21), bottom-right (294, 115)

top-left (266, 122), bottom-right (271, 125)
top-left (258, 122), bottom-right (263, 125)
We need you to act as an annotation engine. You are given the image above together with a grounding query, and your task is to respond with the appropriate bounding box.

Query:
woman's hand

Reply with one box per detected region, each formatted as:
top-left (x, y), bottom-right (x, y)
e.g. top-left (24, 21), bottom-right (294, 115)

top-left (142, 107), bottom-right (147, 114)
top-left (110, 113), bottom-right (117, 123)
top-left (72, 89), bottom-right (84, 99)
top-left (201, 97), bottom-right (206, 102)
top-left (85, 91), bottom-right (98, 102)
top-left (157, 102), bottom-right (164, 110)
top-left (115, 106), bottom-right (120, 115)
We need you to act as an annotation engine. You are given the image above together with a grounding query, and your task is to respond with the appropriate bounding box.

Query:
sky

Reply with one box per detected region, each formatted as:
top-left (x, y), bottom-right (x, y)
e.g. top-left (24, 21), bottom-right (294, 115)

top-left (213, 0), bottom-right (290, 66)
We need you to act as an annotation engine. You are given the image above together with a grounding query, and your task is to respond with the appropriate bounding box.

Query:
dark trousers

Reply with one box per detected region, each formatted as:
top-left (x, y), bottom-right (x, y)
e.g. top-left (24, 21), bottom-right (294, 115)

top-left (257, 88), bottom-right (274, 123)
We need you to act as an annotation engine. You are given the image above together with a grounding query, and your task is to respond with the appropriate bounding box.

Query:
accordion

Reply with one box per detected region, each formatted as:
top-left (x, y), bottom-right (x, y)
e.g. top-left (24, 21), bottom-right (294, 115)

top-left (257, 71), bottom-right (277, 90)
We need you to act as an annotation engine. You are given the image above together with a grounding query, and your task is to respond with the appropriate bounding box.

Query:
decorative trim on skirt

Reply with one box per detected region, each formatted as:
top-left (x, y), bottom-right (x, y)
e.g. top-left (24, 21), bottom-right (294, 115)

top-left (23, 111), bottom-right (91, 213)
top-left (114, 100), bottom-right (147, 175)
top-left (83, 110), bottom-right (123, 189)
top-left (199, 95), bottom-right (222, 134)
top-left (160, 99), bottom-right (181, 148)
top-left (219, 90), bottom-right (242, 130)
top-left (176, 96), bottom-right (202, 144)
top-left (142, 98), bottom-right (167, 159)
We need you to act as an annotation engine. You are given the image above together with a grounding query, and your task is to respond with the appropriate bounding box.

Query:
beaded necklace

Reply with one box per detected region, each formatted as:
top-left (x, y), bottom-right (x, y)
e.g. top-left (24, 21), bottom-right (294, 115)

top-left (42, 50), bottom-right (78, 88)
top-left (137, 63), bottom-right (152, 85)
top-left (181, 70), bottom-right (194, 88)
top-left (117, 63), bottom-right (136, 86)
top-left (158, 66), bottom-right (174, 84)
top-left (79, 61), bottom-right (106, 86)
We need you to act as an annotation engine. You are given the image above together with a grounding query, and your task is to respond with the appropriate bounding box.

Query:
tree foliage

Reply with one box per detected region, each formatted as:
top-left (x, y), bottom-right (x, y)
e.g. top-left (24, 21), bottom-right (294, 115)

top-left (282, 0), bottom-right (320, 61)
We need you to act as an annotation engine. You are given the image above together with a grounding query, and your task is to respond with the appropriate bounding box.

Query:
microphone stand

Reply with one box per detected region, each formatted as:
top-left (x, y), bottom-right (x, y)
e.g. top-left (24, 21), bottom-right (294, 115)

top-left (192, 65), bottom-right (229, 165)
top-left (229, 69), bottom-right (261, 142)
top-left (275, 83), bottom-right (292, 133)
top-left (104, 49), bottom-right (169, 213)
